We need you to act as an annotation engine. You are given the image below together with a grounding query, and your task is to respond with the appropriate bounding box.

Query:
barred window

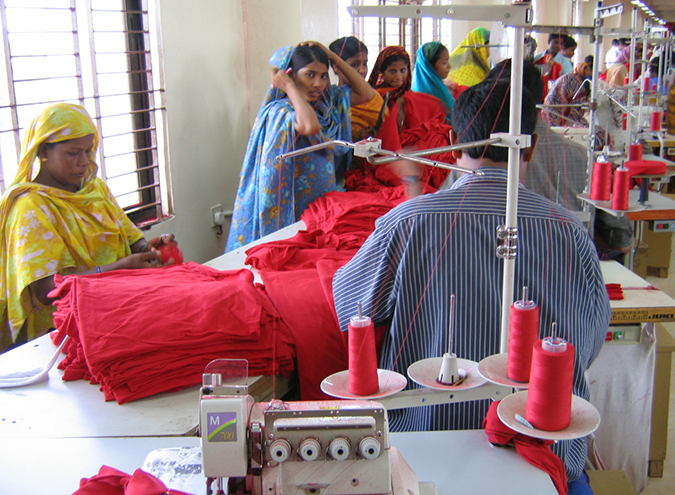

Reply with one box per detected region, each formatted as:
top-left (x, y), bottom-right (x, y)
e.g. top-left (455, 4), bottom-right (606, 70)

top-left (338, 0), bottom-right (455, 68)
top-left (0, 0), bottom-right (170, 227)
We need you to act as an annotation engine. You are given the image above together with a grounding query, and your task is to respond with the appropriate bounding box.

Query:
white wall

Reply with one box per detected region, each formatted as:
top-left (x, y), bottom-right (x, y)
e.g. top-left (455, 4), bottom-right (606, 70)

top-left (146, 0), bottom-right (338, 264)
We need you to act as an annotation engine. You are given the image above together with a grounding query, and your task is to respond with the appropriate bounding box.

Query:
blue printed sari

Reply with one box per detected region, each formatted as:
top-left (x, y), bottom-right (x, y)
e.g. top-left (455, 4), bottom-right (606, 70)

top-left (226, 46), bottom-right (351, 252)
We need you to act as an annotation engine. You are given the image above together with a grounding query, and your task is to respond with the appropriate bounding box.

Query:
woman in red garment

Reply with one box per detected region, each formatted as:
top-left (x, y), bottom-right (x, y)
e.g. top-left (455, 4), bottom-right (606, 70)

top-left (364, 46), bottom-right (454, 192)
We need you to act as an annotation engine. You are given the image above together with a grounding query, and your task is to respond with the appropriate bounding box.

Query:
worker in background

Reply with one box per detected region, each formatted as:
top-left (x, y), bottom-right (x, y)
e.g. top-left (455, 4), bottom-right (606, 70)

top-left (555, 35), bottom-right (577, 75)
top-left (333, 78), bottom-right (611, 494)
top-left (533, 33), bottom-right (564, 100)
top-left (605, 39), bottom-right (621, 70)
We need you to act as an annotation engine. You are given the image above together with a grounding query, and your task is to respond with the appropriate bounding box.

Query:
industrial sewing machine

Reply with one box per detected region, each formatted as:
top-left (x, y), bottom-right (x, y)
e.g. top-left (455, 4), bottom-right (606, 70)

top-left (199, 359), bottom-right (429, 495)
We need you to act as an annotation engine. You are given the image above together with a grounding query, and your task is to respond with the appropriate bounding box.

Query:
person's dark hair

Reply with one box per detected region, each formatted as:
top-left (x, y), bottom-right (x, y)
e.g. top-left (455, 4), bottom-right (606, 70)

top-left (619, 38), bottom-right (630, 47)
top-left (329, 36), bottom-right (368, 61)
top-left (428, 44), bottom-right (449, 67)
top-left (548, 33), bottom-right (564, 44)
top-left (289, 45), bottom-right (329, 73)
top-left (452, 80), bottom-right (537, 163)
top-left (611, 39), bottom-right (620, 47)
top-left (483, 59), bottom-right (544, 106)
top-left (561, 35), bottom-right (577, 50)
top-left (584, 55), bottom-right (594, 66)
top-left (381, 54), bottom-right (409, 72)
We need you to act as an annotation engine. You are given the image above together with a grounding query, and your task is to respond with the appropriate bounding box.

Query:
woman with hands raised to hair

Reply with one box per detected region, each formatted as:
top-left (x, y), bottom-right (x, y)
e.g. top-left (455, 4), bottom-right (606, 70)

top-left (227, 41), bottom-right (371, 252)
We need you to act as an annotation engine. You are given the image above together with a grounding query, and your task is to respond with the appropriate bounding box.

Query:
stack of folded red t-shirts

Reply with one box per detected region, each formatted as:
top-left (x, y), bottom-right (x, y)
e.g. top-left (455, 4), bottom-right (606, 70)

top-left (50, 263), bottom-right (295, 404)
top-left (245, 191), bottom-right (400, 400)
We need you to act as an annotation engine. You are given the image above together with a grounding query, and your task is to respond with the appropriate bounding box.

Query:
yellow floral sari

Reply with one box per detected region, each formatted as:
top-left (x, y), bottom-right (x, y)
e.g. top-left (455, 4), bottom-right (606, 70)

top-left (0, 103), bottom-right (143, 349)
top-left (447, 27), bottom-right (491, 88)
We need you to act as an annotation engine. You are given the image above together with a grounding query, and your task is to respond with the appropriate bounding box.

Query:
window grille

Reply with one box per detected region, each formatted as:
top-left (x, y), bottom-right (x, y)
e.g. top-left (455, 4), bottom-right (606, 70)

top-left (338, 0), bottom-right (454, 69)
top-left (0, 0), bottom-right (170, 227)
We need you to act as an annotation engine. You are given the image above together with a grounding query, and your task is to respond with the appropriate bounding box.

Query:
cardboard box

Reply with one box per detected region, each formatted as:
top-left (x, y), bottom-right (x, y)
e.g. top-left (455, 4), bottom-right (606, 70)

top-left (643, 226), bottom-right (673, 278)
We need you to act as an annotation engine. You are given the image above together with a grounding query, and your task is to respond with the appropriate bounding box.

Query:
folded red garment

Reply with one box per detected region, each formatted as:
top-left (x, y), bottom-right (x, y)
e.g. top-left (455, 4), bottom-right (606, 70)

top-left (483, 401), bottom-right (568, 495)
top-left (605, 283), bottom-right (624, 300)
top-left (624, 159), bottom-right (667, 178)
top-left (51, 263), bottom-right (295, 404)
top-left (72, 465), bottom-right (190, 495)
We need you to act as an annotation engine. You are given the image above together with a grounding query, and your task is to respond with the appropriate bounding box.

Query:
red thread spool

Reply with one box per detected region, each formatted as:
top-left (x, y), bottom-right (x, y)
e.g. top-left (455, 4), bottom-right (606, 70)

top-left (643, 77), bottom-right (651, 92)
top-left (651, 111), bottom-right (662, 131)
top-left (611, 167), bottom-right (631, 211)
top-left (628, 143), bottom-right (643, 162)
top-left (622, 114), bottom-right (627, 131)
top-left (507, 299), bottom-right (539, 383)
top-left (590, 161), bottom-right (612, 201)
top-left (525, 338), bottom-right (575, 431)
top-left (348, 313), bottom-right (379, 395)
top-left (158, 242), bottom-right (184, 264)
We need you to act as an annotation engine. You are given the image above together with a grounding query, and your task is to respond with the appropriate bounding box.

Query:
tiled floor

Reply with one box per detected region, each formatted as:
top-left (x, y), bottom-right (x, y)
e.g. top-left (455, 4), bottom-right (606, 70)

top-left (637, 263), bottom-right (675, 494)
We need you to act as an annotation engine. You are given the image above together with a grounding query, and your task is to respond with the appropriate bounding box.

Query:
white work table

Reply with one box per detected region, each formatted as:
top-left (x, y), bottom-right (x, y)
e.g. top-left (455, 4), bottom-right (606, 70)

top-left (601, 260), bottom-right (675, 324)
top-left (0, 430), bottom-right (556, 495)
top-left (0, 335), bottom-right (283, 438)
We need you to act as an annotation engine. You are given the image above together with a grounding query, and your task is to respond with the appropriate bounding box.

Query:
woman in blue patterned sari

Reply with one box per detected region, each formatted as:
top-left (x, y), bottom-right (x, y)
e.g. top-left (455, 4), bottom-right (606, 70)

top-left (226, 43), bottom-right (371, 252)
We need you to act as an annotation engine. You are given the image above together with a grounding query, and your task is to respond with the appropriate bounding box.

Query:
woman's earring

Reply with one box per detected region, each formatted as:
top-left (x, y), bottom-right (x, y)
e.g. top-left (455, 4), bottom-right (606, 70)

top-left (41, 156), bottom-right (47, 162)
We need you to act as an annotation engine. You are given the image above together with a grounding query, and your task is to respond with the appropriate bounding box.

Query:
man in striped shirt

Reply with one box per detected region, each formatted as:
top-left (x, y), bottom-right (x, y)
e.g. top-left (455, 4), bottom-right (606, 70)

top-left (333, 80), bottom-right (611, 488)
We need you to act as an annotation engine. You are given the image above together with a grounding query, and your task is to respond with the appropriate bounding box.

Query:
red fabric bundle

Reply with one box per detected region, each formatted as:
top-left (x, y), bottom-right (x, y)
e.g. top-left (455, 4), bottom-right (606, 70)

top-left (483, 401), bottom-right (568, 495)
top-left (624, 159), bottom-right (667, 178)
top-left (72, 465), bottom-right (190, 495)
top-left (50, 263), bottom-right (295, 404)
top-left (605, 283), bottom-right (624, 300)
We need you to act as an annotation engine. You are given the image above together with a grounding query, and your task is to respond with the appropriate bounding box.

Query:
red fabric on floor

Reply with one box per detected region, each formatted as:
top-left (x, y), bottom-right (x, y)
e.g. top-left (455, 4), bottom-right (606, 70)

top-left (50, 263), bottom-right (294, 404)
top-left (483, 401), bottom-right (568, 495)
top-left (73, 465), bottom-right (190, 495)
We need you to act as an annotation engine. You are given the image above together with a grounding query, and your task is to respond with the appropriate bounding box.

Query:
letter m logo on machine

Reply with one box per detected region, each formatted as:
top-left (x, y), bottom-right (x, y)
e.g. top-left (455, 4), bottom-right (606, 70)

top-left (207, 412), bottom-right (237, 442)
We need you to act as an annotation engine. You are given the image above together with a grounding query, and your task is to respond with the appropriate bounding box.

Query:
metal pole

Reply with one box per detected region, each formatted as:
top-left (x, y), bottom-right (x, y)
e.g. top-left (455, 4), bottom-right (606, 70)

top-left (586, 2), bottom-right (603, 195)
top-left (500, 25), bottom-right (525, 354)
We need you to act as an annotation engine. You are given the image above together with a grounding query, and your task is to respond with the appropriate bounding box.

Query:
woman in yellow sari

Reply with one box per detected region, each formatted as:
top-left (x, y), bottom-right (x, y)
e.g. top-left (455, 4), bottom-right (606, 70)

top-left (447, 27), bottom-right (491, 90)
top-left (0, 103), bottom-right (177, 351)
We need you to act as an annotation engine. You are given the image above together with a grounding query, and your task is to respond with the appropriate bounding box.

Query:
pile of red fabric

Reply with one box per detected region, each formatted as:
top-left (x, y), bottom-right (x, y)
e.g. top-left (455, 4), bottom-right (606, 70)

top-left (245, 190), bottom-right (406, 400)
top-left (50, 264), bottom-right (295, 404)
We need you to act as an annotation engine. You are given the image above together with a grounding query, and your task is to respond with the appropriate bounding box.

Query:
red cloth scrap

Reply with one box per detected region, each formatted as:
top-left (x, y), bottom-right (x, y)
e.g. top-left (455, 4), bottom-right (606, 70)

top-left (483, 401), bottom-right (568, 495)
top-left (72, 465), bottom-right (190, 495)
top-left (50, 263), bottom-right (295, 404)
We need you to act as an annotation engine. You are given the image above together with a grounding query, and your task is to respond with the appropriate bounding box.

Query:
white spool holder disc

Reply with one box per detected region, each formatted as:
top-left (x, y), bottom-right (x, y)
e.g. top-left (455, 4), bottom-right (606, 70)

top-left (407, 357), bottom-right (486, 391)
top-left (497, 390), bottom-right (601, 441)
top-left (477, 353), bottom-right (530, 389)
top-left (320, 369), bottom-right (407, 400)
top-left (488, 22), bottom-right (510, 67)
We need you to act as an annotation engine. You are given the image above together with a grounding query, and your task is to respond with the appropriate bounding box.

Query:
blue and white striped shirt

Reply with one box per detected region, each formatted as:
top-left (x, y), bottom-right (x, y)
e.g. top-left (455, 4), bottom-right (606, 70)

top-left (333, 167), bottom-right (611, 481)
